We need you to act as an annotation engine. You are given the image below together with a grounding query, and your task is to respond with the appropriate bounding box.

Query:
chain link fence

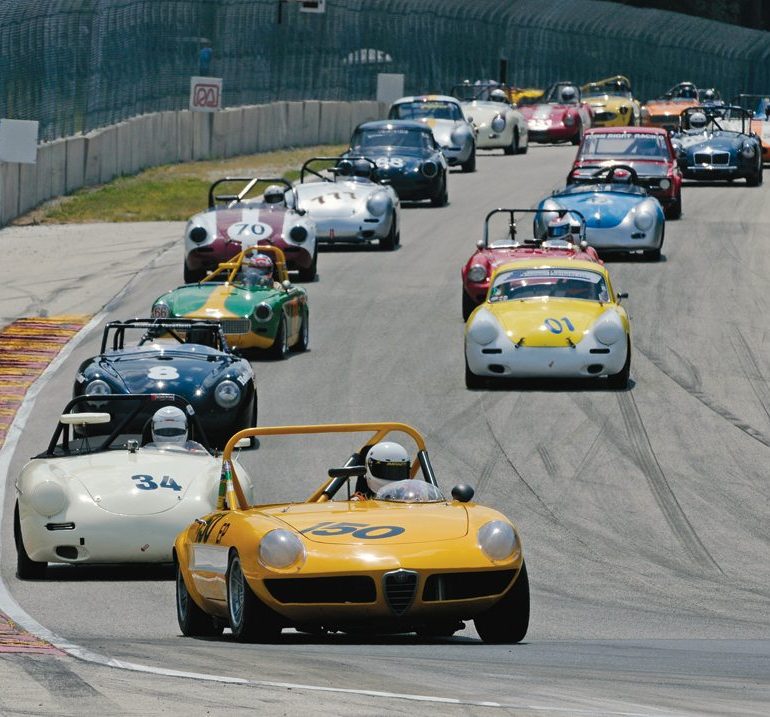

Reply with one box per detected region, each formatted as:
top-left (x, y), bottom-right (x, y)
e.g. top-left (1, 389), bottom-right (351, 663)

top-left (3, 0), bottom-right (770, 141)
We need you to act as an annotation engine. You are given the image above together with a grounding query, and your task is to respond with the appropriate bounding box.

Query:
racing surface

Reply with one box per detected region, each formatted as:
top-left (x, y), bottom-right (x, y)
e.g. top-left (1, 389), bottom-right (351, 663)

top-left (3, 146), bottom-right (770, 715)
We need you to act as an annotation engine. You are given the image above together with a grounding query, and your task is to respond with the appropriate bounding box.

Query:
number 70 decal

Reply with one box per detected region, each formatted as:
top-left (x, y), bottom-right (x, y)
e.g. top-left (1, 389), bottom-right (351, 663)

top-left (544, 317), bottom-right (574, 334)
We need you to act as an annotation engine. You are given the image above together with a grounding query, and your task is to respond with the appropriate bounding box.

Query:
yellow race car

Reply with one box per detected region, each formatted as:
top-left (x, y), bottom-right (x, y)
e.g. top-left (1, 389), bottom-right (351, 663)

top-left (581, 75), bottom-right (641, 127)
top-left (465, 258), bottom-right (631, 388)
top-left (174, 423), bottom-right (529, 643)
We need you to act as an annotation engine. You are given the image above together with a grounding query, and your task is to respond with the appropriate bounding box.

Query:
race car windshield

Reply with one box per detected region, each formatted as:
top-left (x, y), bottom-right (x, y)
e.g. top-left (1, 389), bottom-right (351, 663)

top-left (581, 134), bottom-right (668, 158)
top-left (490, 268), bottom-right (608, 303)
top-left (351, 129), bottom-right (431, 150)
top-left (582, 81), bottom-right (630, 98)
top-left (390, 101), bottom-right (463, 121)
top-left (544, 85), bottom-right (580, 104)
top-left (376, 479), bottom-right (445, 503)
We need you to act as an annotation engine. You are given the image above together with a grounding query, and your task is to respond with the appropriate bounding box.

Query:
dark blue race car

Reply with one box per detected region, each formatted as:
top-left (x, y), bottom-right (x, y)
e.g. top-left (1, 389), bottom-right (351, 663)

top-left (73, 319), bottom-right (257, 448)
top-left (348, 120), bottom-right (448, 206)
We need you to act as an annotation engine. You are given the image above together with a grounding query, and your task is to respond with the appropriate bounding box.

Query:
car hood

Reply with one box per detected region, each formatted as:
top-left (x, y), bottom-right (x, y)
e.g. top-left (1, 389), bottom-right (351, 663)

top-left (483, 300), bottom-right (608, 347)
top-left (461, 101), bottom-right (508, 123)
top-left (160, 284), bottom-right (281, 319)
top-left (296, 179), bottom-right (386, 218)
top-left (573, 159), bottom-right (671, 177)
top-left (674, 132), bottom-right (741, 152)
top-left (521, 103), bottom-right (572, 121)
top-left (644, 99), bottom-right (698, 115)
top-left (39, 450), bottom-right (218, 515)
top-left (548, 191), bottom-right (641, 228)
top-left (191, 205), bottom-right (294, 244)
top-left (262, 500), bottom-right (469, 544)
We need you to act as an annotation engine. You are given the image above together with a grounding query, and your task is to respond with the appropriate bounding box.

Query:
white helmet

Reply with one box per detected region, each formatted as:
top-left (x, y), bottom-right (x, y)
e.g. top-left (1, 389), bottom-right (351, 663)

top-left (263, 184), bottom-right (286, 206)
top-left (547, 214), bottom-right (572, 239)
top-left (366, 441), bottom-right (410, 493)
top-left (560, 86), bottom-right (577, 103)
top-left (489, 89), bottom-right (508, 103)
top-left (689, 111), bottom-right (707, 130)
top-left (151, 406), bottom-right (187, 446)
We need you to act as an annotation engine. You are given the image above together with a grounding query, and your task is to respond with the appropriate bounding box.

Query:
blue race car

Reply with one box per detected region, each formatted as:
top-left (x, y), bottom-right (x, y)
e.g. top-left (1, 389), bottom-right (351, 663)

top-left (535, 165), bottom-right (665, 260)
top-left (670, 105), bottom-right (763, 186)
top-left (73, 318), bottom-right (257, 448)
top-left (348, 120), bottom-right (449, 206)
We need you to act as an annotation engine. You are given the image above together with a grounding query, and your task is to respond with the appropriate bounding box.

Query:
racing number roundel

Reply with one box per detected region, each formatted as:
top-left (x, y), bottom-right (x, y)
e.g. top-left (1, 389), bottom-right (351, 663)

top-left (226, 221), bottom-right (274, 241)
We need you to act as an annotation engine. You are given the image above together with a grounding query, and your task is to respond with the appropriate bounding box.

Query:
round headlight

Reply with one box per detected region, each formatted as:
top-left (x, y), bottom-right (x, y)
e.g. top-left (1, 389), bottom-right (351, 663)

top-left (259, 529), bottom-right (306, 570)
top-left (214, 379), bottom-right (241, 409)
top-left (450, 127), bottom-right (469, 145)
top-left (467, 264), bottom-right (487, 283)
top-left (85, 379), bottom-right (111, 396)
top-left (478, 520), bottom-right (517, 561)
top-left (633, 210), bottom-right (654, 232)
top-left (467, 314), bottom-right (499, 344)
top-left (491, 115), bottom-right (506, 133)
top-left (659, 178), bottom-right (671, 190)
top-left (152, 302), bottom-right (170, 319)
top-left (421, 160), bottom-right (438, 178)
top-left (289, 225), bottom-right (308, 243)
top-left (742, 143), bottom-right (756, 158)
top-left (366, 191), bottom-right (391, 217)
top-left (593, 314), bottom-right (625, 346)
top-left (563, 113), bottom-right (576, 126)
top-left (189, 226), bottom-right (207, 243)
top-left (29, 480), bottom-right (68, 517)
top-left (254, 303), bottom-right (273, 322)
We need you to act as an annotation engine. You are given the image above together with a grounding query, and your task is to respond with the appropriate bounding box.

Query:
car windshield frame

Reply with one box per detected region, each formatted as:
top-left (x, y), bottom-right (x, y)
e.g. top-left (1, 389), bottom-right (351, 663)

top-left (489, 267), bottom-right (609, 304)
top-left (580, 133), bottom-right (669, 159)
top-left (351, 127), bottom-right (434, 151)
top-left (391, 100), bottom-right (464, 122)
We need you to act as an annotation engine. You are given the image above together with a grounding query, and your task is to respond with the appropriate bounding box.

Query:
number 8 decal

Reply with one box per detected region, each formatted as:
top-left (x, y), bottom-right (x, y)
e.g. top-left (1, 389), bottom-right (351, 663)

top-left (148, 366), bottom-right (180, 380)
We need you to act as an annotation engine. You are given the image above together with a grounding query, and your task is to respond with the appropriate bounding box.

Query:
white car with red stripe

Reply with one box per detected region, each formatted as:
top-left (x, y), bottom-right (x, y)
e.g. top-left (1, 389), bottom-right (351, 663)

top-left (184, 177), bottom-right (317, 283)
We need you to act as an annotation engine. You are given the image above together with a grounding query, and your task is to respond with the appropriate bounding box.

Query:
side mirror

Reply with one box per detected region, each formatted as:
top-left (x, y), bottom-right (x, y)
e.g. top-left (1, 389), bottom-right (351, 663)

top-left (466, 115), bottom-right (474, 123)
top-left (476, 239), bottom-right (484, 249)
top-left (617, 291), bottom-right (629, 301)
top-left (451, 484), bottom-right (475, 503)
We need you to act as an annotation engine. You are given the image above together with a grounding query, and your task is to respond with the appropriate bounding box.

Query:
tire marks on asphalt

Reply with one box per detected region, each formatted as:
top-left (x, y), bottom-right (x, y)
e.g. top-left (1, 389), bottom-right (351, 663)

top-left (14, 654), bottom-right (115, 708)
top-left (616, 391), bottom-right (722, 574)
top-left (731, 328), bottom-right (770, 426)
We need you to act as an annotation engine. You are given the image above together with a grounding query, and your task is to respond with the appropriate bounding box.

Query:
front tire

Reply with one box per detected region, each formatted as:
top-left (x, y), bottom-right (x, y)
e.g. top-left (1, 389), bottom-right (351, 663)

top-left (15, 504), bottom-right (47, 580)
top-left (461, 144), bottom-right (476, 173)
top-left (607, 340), bottom-right (631, 390)
top-left (474, 562), bottom-right (529, 644)
top-left (665, 195), bottom-right (682, 220)
top-left (297, 247), bottom-right (317, 282)
top-left (747, 162), bottom-right (763, 187)
top-left (176, 562), bottom-right (223, 637)
top-left (294, 309), bottom-right (309, 352)
top-left (571, 122), bottom-right (583, 145)
top-left (379, 215), bottom-right (397, 250)
top-left (465, 357), bottom-right (485, 389)
top-left (430, 175), bottom-right (448, 207)
top-left (227, 552), bottom-right (282, 643)
top-left (462, 291), bottom-right (477, 321)
top-left (503, 130), bottom-right (518, 156)
top-left (268, 313), bottom-right (290, 360)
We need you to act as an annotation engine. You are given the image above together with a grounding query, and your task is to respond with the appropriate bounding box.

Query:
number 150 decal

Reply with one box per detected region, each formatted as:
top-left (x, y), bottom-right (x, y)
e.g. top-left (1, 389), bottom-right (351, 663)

top-left (301, 521), bottom-right (404, 539)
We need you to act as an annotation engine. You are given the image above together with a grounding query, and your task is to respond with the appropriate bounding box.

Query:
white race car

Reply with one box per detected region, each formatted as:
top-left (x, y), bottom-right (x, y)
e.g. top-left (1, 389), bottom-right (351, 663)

top-left (388, 95), bottom-right (477, 172)
top-left (292, 157), bottom-right (401, 250)
top-left (14, 394), bottom-right (254, 578)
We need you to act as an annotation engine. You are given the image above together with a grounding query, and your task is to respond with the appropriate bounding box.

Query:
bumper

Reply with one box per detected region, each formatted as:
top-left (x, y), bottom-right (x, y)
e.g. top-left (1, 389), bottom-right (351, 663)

top-left (585, 224), bottom-right (663, 253)
top-left (390, 177), bottom-right (441, 201)
top-left (442, 143), bottom-right (472, 165)
top-left (466, 337), bottom-right (628, 379)
top-left (681, 166), bottom-right (751, 181)
top-left (528, 125), bottom-right (578, 143)
top-left (315, 214), bottom-right (393, 244)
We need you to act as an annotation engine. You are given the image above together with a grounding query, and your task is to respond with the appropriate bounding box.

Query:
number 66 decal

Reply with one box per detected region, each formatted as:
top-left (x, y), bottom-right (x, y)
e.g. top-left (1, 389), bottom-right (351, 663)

top-left (544, 317), bottom-right (575, 334)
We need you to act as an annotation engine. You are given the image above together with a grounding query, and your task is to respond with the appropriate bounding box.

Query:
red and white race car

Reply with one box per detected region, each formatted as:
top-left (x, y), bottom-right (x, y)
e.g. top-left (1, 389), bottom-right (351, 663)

top-left (183, 178), bottom-right (317, 283)
top-left (461, 208), bottom-right (600, 319)
top-left (519, 81), bottom-right (593, 145)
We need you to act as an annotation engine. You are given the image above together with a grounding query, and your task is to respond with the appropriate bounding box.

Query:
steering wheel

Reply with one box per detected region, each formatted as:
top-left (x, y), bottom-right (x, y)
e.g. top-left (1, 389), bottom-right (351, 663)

top-left (590, 164), bottom-right (639, 185)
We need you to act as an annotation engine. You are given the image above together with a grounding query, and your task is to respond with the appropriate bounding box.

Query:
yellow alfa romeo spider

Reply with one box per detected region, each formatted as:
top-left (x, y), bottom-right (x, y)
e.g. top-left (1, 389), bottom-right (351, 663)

top-left (174, 423), bottom-right (529, 643)
top-left (581, 75), bottom-right (641, 127)
top-left (465, 258), bottom-right (631, 388)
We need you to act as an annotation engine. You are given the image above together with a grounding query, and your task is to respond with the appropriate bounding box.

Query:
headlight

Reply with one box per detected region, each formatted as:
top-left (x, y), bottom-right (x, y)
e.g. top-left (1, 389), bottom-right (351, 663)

top-left (85, 379), bottom-right (111, 396)
top-left (478, 520), bottom-right (517, 561)
top-left (467, 314), bottom-right (499, 345)
top-left (592, 313), bottom-right (625, 345)
top-left (421, 160), bottom-right (438, 178)
top-left (633, 210), bottom-right (654, 232)
top-left (254, 303), bottom-right (273, 322)
top-left (659, 178), bottom-right (671, 190)
top-left (742, 143), bottom-right (756, 158)
top-left (366, 191), bottom-right (392, 217)
top-left (214, 379), bottom-right (241, 408)
top-left (563, 113), bottom-right (576, 126)
top-left (450, 127), bottom-right (469, 146)
top-left (189, 226), bottom-right (207, 243)
top-left (467, 264), bottom-right (487, 283)
top-left (491, 115), bottom-right (506, 132)
top-left (29, 481), bottom-right (68, 517)
top-left (259, 529), bottom-right (306, 570)
top-left (152, 302), bottom-right (170, 319)
top-left (289, 225), bottom-right (308, 243)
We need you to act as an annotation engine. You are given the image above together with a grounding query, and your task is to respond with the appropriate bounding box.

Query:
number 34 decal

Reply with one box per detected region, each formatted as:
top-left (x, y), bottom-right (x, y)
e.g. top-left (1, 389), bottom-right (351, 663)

top-left (301, 521), bottom-right (404, 539)
top-left (131, 474), bottom-right (183, 492)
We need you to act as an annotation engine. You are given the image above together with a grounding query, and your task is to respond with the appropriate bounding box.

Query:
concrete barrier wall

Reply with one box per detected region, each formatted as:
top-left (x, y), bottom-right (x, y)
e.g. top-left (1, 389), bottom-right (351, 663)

top-left (0, 100), bottom-right (386, 227)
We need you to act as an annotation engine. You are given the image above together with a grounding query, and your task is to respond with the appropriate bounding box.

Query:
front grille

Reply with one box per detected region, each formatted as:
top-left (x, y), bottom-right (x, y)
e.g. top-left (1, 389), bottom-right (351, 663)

top-left (220, 319), bottom-right (250, 334)
top-left (264, 576), bottom-right (376, 604)
top-left (46, 522), bottom-right (75, 531)
top-left (422, 570), bottom-right (515, 601)
top-left (383, 569), bottom-right (418, 615)
top-left (694, 151), bottom-right (730, 166)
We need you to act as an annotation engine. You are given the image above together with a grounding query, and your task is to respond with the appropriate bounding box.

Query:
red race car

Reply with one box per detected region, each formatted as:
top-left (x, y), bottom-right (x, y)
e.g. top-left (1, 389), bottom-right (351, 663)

top-left (461, 209), bottom-right (601, 320)
top-left (519, 81), bottom-right (593, 145)
top-left (569, 126), bottom-right (683, 219)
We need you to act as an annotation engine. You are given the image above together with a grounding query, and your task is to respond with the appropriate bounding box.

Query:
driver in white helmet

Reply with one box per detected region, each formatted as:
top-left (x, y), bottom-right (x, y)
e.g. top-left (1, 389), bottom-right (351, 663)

top-left (145, 406), bottom-right (206, 453)
top-left (560, 86), bottom-right (578, 104)
top-left (351, 441), bottom-right (411, 499)
top-left (263, 184), bottom-right (287, 208)
top-left (489, 88), bottom-right (509, 104)
top-left (687, 110), bottom-right (708, 133)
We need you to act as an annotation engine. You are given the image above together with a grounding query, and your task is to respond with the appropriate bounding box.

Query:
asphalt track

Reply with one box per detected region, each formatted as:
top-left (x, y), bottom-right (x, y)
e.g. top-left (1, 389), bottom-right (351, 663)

top-left (2, 144), bottom-right (770, 716)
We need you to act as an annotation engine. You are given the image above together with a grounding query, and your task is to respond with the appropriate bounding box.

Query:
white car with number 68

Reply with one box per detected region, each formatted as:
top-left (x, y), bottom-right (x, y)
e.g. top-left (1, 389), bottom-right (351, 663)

top-left (14, 394), bottom-right (254, 579)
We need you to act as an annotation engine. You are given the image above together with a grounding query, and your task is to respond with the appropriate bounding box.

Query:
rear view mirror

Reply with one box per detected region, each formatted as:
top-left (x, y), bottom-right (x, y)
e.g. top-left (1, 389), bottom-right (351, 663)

top-left (60, 412), bottom-right (111, 425)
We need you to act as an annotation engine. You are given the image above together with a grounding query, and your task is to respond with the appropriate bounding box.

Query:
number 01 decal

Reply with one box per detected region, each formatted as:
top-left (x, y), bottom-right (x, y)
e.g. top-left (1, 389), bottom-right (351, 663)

top-left (300, 521), bottom-right (405, 539)
top-left (544, 317), bottom-right (575, 334)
